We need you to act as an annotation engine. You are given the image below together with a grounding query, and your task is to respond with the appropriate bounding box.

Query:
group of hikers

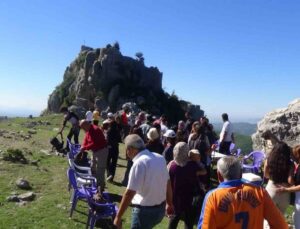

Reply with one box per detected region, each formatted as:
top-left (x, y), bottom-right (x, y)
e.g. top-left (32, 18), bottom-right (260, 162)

top-left (59, 105), bottom-right (300, 229)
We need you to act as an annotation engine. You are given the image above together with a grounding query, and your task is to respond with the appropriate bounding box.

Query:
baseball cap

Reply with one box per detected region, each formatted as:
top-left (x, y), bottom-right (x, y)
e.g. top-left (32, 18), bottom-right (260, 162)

top-left (163, 129), bottom-right (176, 138)
top-left (107, 112), bottom-right (114, 118)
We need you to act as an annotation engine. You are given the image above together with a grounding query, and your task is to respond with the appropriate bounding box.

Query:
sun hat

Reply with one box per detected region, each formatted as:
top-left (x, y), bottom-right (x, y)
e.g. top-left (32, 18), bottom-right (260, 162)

top-left (147, 128), bottom-right (160, 141)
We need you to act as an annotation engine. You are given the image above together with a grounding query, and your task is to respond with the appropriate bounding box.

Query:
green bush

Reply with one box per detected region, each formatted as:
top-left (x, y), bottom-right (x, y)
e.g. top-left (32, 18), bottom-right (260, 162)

top-left (2, 148), bottom-right (27, 164)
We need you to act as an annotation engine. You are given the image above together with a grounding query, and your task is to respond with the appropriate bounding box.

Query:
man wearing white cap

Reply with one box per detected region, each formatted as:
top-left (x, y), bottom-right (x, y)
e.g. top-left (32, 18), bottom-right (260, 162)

top-left (162, 129), bottom-right (177, 164)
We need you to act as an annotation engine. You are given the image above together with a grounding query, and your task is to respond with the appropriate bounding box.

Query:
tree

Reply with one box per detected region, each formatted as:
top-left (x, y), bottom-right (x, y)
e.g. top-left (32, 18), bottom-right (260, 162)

top-left (135, 52), bottom-right (144, 63)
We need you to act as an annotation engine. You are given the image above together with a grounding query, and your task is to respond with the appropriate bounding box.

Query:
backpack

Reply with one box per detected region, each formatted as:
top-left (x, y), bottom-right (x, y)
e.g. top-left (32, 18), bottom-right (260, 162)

top-left (50, 133), bottom-right (64, 153)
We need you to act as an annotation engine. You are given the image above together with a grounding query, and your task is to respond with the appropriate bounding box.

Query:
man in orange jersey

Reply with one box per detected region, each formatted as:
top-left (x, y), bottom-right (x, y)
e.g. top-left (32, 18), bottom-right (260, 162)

top-left (198, 156), bottom-right (288, 229)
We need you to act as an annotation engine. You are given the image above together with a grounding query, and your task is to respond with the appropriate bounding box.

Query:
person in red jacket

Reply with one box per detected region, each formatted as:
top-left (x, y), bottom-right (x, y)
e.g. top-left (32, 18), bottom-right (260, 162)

top-left (80, 120), bottom-right (108, 189)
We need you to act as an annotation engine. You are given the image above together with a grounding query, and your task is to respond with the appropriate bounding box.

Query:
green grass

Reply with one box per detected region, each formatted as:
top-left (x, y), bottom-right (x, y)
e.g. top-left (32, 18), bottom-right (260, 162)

top-left (235, 133), bottom-right (253, 155)
top-left (0, 115), bottom-right (172, 229)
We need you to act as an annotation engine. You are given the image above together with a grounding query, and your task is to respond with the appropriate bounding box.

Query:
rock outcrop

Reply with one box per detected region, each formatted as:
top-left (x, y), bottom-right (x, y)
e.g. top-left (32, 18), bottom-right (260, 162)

top-left (46, 43), bottom-right (204, 124)
top-left (252, 99), bottom-right (300, 150)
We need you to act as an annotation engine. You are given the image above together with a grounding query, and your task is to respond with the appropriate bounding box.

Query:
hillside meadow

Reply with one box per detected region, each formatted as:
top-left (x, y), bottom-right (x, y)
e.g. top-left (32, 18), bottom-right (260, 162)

top-left (0, 115), bottom-right (292, 228)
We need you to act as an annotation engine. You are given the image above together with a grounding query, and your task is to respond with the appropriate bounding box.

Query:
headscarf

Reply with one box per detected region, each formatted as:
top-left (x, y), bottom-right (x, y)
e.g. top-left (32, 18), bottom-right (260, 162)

top-left (173, 142), bottom-right (189, 167)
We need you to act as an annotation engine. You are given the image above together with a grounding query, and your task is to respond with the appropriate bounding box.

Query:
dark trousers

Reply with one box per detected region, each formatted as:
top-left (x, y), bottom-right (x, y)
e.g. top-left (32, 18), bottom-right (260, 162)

top-left (106, 145), bottom-right (119, 178)
top-left (168, 208), bottom-right (195, 229)
top-left (219, 141), bottom-right (231, 155)
top-left (67, 125), bottom-right (80, 144)
top-left (122, 160), bottom-right (133, 186)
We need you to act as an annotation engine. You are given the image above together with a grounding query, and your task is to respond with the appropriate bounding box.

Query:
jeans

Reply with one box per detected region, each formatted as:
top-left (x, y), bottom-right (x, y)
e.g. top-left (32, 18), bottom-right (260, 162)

top-left (131, 203), bottom-right (165, 229)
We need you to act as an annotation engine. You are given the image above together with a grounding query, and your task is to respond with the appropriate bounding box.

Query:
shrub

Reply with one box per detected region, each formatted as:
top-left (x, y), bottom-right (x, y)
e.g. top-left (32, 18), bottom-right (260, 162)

top-left (135, 52), bottom-right (143, 58)
top-left (2, 148), bottom-right (28, 164)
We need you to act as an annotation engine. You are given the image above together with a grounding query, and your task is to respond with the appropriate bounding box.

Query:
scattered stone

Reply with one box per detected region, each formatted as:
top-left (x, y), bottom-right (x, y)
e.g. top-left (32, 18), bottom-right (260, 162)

top-left (30, 160), bottom-right (39, 166)
top-left (18, 192), bottom-right (35, 201)
top-left (16, 178), bottom-right (31, 190)
top-left (40, 149), bottom-right (51, 156)
top-left (6, 195), bottom-right (19, 202)
top-left (56, 204), bottom-right (67, 210)
top-left (16, 201), bottom-right (27, 207)
top-left (28, 130), bottom-right (37, 135)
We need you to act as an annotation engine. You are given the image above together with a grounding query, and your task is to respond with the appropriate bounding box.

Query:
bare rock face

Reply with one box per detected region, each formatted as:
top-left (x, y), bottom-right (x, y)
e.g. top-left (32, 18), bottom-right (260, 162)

top-left (252, 98), bottom-right (300, 150)
top-left (46, 43), bottom-right (205, 124)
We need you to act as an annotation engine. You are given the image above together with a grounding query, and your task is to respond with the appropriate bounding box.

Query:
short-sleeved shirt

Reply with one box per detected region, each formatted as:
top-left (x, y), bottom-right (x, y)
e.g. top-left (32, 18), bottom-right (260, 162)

top-left (220, 121), bottom-right (233, 142)
top-left (63, 111), bottom-right (79, 127)
top-left (198, 179), bottom-right (288, 229)
top-left (127, 149), bottom-right (169, 206)
top-left (169, 160), bottom-right (199, 214)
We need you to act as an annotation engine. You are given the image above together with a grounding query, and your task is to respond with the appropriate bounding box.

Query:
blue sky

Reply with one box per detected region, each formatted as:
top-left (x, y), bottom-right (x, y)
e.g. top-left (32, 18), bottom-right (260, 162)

top-left (0, 1), bottom-right (299, 122)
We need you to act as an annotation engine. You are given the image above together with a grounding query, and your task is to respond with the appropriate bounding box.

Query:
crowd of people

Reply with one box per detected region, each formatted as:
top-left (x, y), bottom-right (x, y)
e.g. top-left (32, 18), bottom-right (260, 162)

top-left (60, 105), bottom-right (300, 229)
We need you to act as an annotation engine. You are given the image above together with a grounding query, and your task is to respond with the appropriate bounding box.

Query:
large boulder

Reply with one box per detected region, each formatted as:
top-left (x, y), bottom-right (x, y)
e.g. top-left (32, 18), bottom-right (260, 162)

top-left (46, 43), bottom-right (206, 124)
top-left (252, 98), bottom-right (300, 150)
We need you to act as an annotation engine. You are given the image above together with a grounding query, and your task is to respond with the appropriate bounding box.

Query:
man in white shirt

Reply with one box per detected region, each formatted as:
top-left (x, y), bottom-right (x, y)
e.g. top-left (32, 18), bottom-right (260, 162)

top-left (219, 113), bottom-right (234, 155)
top-left (113, 134), bottom-right (174, 229)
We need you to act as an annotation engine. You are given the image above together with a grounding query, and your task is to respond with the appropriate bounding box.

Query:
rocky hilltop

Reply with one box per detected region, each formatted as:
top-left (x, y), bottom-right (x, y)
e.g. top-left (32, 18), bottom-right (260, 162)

top-left (47, 43), bottom-right (204, 123)
top-left (252, 98), bottom-right (300, 150)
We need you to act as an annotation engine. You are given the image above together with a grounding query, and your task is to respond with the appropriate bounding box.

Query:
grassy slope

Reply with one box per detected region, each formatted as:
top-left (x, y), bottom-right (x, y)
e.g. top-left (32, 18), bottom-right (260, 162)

top-left (0, 115), bottom-right (293, 228)
top-left (0, 115), bottom-right (170, 229)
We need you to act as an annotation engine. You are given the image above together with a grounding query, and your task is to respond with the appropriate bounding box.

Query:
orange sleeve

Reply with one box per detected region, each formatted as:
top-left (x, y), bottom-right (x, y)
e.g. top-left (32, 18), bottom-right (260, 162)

top-left (263, 190), bottom-right (288, 229)
top-left (199, 194), bottom-right (217, 229)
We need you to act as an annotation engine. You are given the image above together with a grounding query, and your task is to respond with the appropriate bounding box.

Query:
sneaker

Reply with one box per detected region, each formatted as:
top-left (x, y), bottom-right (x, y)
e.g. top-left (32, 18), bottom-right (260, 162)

top-left (106, 175), bottom-right (113, 182)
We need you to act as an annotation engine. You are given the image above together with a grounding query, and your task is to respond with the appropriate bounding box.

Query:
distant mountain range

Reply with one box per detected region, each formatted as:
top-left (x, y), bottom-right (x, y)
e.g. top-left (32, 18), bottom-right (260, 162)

top-left (213, 122), bottom-right (257, 136)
